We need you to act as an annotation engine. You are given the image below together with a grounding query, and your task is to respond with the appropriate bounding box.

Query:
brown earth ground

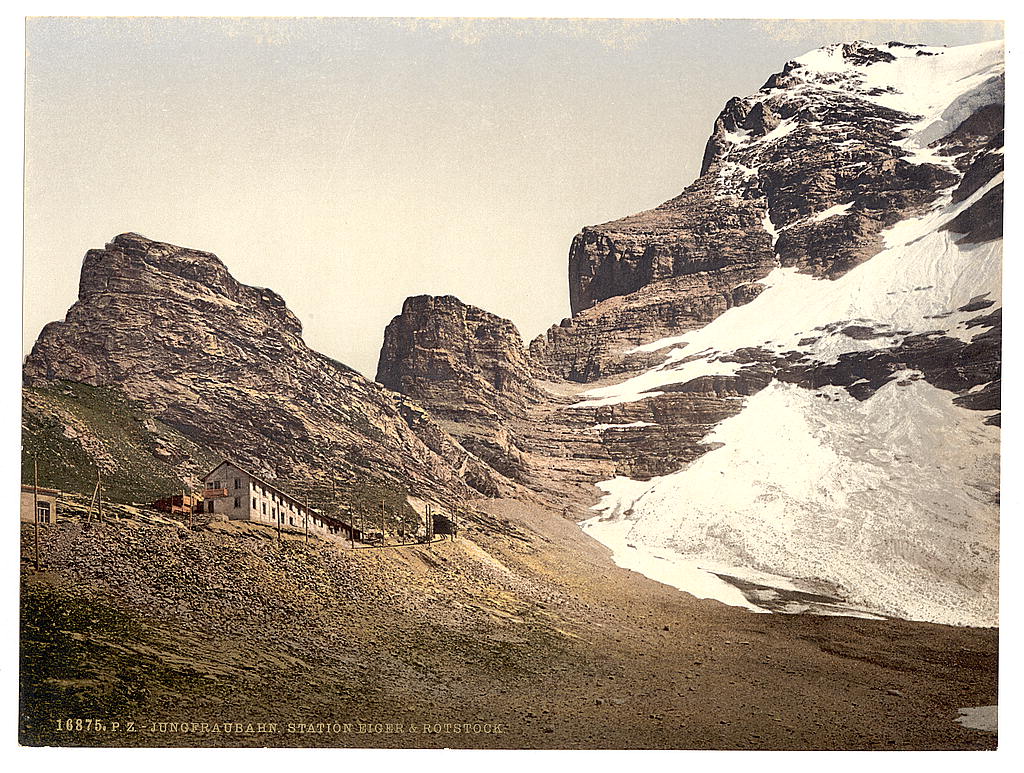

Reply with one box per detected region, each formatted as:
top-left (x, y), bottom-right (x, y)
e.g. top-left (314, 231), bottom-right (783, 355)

top-left (19, 496), bottom-right (997, 749)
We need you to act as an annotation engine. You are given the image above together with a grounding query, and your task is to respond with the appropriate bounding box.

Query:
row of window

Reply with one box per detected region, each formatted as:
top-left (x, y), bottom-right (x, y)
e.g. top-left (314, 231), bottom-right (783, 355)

top-left (205, 471), bottom-right (309, 528)
top-left (207, 478), bottom-right (243, 490)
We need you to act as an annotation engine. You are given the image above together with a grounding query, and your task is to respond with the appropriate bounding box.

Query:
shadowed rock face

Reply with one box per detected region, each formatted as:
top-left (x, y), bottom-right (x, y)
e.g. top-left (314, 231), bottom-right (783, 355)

top-left (377, 295), bottom-right (540, 417)
top-left (541, 44), bottom-right (1002, 385)
top-left (24, 41), bottom-right (1004, 544)
top-left (24, 233), bottom-right (500, 502)
top-left (566, 172), bottom-right (777, 316)
top-left (531, 271), bottom-right (767, 383)
top-left (563, 44), bottom-right (998, 330)
top-left (377, 295), bottom-right (542, 481)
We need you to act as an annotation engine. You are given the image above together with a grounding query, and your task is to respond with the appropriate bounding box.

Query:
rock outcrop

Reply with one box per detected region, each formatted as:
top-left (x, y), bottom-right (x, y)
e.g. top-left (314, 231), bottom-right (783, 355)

top-left (376, 40), bottom-right (1004, 623)
top-left (23, 40), bottom-right (1004, 627)
top-left (547, 40), bottom-right (1002, 383)
top-left (531, 272), bottom-right (767, 382)
top-left (377, 295), bottom-right (541, 481)
top-left (24, 233), bottom-right (501, 504)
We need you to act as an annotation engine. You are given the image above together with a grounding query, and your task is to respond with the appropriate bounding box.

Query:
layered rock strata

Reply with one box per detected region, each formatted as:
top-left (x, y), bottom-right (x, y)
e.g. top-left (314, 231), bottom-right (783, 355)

top-left (377, 295), bottom-right (542, 482)
top-left (24, 233), bottom-right (500, 503)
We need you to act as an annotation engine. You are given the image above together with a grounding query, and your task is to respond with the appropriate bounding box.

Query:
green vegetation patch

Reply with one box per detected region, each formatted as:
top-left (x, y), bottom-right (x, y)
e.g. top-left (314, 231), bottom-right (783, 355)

top-left (22, 381), bottom-right (220, 504)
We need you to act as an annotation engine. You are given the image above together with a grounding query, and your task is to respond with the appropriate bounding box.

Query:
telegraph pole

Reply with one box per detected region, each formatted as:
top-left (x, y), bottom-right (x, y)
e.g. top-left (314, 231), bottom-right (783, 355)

top-left (348, 490), bottom-right (355, 549)
top-left (33, 457), bottom-right (40, 571)
top-left (86, 473), bottom-right (100, 523)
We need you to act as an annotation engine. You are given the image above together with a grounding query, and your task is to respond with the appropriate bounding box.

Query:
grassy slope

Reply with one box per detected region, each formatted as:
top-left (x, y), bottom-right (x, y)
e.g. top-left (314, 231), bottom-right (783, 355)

top-left (22, 382), bottom-right (427, 533)
top-left (21, 381), bottom-right (221, 503)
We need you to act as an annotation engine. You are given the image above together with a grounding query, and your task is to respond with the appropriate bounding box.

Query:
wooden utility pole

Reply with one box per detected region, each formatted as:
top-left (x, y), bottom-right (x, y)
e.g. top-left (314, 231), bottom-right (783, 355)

top-left (33, 457), bottom-right (40, 571)
top-left (97, 483), bottom-right (103, 522)
top-left (86, 474), bottom-right (100, 523)
top-left (277, 501), bottom-right (282, 545)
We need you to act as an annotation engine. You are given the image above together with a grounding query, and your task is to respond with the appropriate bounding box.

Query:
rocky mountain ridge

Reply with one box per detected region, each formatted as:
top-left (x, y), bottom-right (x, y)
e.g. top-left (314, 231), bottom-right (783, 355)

top-left (23, 39), bottom-right (1003, 627)
top-left (375, 40), bottom-right (1003, 625)
top-left (23, 233), bottom-right (504, 509)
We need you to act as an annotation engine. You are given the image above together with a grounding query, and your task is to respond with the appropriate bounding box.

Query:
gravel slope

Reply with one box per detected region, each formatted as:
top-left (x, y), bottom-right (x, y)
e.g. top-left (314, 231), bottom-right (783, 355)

top-left (20, 498), bottom-right (997, 749)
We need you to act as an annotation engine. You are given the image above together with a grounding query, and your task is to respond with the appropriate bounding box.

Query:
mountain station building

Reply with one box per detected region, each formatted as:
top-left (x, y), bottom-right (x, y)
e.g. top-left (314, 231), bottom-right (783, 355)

top-left (20, 484), bottom-right (59, 523)
top-left (201, 459), bottom-right (359, 540)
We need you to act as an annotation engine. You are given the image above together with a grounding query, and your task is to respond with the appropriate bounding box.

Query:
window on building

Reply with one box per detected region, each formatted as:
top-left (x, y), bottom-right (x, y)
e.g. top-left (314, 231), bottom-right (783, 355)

top-left (289, 517), bottom-right (294, 526)
top-left (36, 501), bottom-right (51, 524)
top-left (234, 478), bottom-right (240, 489)
top-left (234, 497), bottom-right (240, 509)
top-left (262, 502), bottom-right (266, 514)
top-left (252, 498), bottom-right (257, 509)
top-left (207, 501), bottom-right (214, 513)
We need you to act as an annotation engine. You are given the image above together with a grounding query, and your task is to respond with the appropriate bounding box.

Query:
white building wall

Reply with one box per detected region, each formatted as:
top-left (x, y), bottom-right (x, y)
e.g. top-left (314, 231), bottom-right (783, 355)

top-left (203, 461), bottom-right (336, 537)
top-left (20, 491), bottom-right (58, 523)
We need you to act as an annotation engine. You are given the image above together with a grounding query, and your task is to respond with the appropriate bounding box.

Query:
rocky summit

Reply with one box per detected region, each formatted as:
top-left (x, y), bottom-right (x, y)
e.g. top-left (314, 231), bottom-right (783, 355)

top-left (377, 295), bottom-right (542, 484)
top-left (23, 232), bottom-right (502, 507)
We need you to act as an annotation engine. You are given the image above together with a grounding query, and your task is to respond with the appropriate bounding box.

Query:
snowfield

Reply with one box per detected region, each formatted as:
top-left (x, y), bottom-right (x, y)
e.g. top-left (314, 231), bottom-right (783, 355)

top-left (584, 378), bottom-right (999, 626)
top-left (574, 170), bottom-right (1002, 409)
top-left (577, 39), bottom-right (1002, 627)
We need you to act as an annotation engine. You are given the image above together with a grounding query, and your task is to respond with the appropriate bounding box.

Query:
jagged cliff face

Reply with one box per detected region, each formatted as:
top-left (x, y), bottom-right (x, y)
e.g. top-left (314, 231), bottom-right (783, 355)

top-left (377, 295), bottom-right (540, 419)
top-left (24, 233), bottom-right (500, 503)
top-left (376, 295), bottom-right (541, 483)
top-left (535, 40), bottom-right (1003, 383)
top-left (378, 40), bottom-right (1003, 626)
top-left (24, 39), bottom-right (1003, 627)
top-left (568, 40), bottom-right (1004, 627)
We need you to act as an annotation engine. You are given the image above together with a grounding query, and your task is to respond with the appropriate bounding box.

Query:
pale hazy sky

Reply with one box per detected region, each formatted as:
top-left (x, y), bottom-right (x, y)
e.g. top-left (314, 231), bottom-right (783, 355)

top-left (24, 17), bottom-right (1003, 376)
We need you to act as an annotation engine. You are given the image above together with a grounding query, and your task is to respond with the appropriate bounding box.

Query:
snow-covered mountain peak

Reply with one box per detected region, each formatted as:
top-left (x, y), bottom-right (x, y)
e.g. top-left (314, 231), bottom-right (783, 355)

top-left (781, 39), bottom-right (1004, 144)
top-left (553, 39), bottom-right (1004, 627)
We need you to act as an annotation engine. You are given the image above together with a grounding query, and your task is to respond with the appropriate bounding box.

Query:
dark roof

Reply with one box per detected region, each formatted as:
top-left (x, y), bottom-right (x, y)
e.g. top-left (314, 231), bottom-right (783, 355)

top-left (21, 484), bottom-right (61, 496)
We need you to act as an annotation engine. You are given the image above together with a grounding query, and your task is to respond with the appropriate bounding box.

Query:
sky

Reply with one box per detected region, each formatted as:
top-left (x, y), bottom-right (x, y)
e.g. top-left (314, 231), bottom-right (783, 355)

top-left (24, 17), bottom-right (1004, 377)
